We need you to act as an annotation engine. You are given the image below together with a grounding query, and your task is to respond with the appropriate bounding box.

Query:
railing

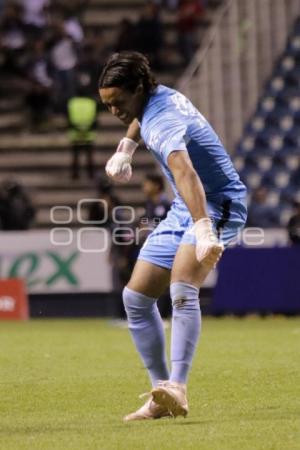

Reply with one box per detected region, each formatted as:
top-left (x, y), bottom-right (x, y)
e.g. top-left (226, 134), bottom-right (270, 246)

top-left (176, 0), bottom-right (300, 153)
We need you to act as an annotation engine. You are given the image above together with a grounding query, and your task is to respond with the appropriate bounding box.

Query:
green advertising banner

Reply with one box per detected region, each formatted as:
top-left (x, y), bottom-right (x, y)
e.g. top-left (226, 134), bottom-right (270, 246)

top-left (0, 229), bottom-right (113, 293)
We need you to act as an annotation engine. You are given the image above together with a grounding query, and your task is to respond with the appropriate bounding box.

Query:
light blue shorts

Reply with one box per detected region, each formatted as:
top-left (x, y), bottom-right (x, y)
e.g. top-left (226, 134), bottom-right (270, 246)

top-left (138, 196), bottom-right (247, 270)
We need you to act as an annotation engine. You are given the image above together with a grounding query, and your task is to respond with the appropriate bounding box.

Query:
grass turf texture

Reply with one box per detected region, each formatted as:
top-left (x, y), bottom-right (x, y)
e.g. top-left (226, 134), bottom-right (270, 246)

top-left (0, 318), bottom-right (299, 450)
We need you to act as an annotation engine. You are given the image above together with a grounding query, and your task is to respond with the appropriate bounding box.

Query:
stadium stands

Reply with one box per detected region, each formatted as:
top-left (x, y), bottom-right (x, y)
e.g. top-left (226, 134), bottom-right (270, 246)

top-left (0, 0), bottom-right (214, 228)
top-left (0, 1), bottom-right (298, 229)
top-left (236, 17), bottom-right (300, 226)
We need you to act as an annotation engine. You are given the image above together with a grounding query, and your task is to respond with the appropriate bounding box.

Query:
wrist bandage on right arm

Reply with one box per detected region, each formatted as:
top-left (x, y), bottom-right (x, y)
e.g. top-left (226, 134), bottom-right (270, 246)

top-left (116, 137), bottom-right (138, 156)
top-left (105, 138), bottom-right (138, 182)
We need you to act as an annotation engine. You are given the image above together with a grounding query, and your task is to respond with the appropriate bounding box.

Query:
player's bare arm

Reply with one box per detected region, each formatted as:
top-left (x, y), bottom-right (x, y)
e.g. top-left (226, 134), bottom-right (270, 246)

top-left (167, 150), bottom-right (208, 221)
top-left (168, 150), bottom-right (224, 265)
top-left (126, 118), bottom-right (141, 143)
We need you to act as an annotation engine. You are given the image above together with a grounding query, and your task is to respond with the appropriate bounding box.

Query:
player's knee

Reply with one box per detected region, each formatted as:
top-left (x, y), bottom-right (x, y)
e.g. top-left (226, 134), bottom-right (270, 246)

top-left (122, 286), bottom-right (134, 312)
top-left (170, 281), bottom-right (199, 309)
top-left (123, 286), bottom-right (155, 315)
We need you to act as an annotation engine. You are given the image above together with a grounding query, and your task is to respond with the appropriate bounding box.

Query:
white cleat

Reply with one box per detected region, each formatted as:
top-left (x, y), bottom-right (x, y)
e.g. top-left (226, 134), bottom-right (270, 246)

top-left (151, 381), bottom-right (189, 418)
top-left (123, 397), bottom-right (172, 422)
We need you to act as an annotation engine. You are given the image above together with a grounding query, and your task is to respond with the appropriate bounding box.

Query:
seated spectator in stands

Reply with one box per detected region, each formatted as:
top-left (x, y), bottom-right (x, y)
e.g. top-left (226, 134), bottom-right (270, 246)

top-left (142, 174), bottom-right (171, 226)
top-left (136, 1), bottom-right (163, 70)
top-left (48, 13), bottom-right (78, 112)
top-left (19, 0), bottom-right (50, 38)
top-left (25, 38), bottom-right (53, 130)
top-left (177, 0), bottom-right (205, 64)
top-left (287, 201), bottom-right (300, 245)
top-left (0, 1), bottom-right (5, 18)
top-left (247, 186), bottom-right (278, 228)
top-left (115, 19), bottom-right (137, 53)
top-left (67, 82), bottom-right (97, 179)
top-left (62, 4), bottom-right (84, 44)
top-left (0, 1), bottom-right (26, 75)
top-left (0, 180), bottom-right (35, 230)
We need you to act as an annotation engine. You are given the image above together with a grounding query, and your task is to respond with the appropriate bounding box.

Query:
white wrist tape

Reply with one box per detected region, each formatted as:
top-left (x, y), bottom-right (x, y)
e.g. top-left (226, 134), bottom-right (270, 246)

top-left (116, 137), bottom-right (138, 156)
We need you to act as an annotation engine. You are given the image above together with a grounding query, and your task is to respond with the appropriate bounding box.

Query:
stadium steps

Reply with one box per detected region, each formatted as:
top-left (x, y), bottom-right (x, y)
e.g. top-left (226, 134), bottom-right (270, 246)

top-left (83, 8), bottom-right (177, 27)
top-left (0, 0), bottom-right (218, 228)
top-left (0, 151), bottom-right (154, 169)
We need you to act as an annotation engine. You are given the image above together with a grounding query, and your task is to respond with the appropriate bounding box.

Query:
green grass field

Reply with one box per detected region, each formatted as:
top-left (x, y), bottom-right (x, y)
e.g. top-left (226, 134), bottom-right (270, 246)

top-left (0, 317), bottom-right (299, 450)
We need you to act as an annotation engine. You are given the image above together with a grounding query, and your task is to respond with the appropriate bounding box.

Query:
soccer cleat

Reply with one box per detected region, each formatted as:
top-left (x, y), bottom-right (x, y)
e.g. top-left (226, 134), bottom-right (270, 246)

top-left (123, 397), bottom-right (172, 422)
top-left (151, 381), bottom-right (189, 418)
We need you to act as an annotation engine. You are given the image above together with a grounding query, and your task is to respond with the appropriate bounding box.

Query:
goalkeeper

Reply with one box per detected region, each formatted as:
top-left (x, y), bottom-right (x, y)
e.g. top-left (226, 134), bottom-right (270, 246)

top-left (99, 51), bottom-right (247, 421)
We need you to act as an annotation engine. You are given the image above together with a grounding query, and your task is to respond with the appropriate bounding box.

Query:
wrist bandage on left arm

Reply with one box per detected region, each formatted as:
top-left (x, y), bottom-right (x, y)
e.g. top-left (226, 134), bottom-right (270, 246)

top-left (191, 217), bottom-right (224, 265)
top-left (105, 137), bottom-right (138, 182)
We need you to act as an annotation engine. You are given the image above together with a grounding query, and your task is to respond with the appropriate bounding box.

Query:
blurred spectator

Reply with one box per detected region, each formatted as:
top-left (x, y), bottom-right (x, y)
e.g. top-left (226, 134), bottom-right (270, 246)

top-left (247, 186), bottom-right (278, 228)
top-left (287, 201), bottom-right (300, 245)
top-left (136, 1), bottom-right (163, 70)
top-left (177, 0), bottom-right (205, 64)
top-left (67, 82), bottom-right (97, 179)
top-left (142, 174), bottom-right (171, 225)
top-left (0, 1), bottom-right (26, 74)
top-left (62, 5), bottom-right (84, 44)
top-left (25, 38), bottom-right (53, 130)
top-left (19, 0), bottom-right (50, 38)
top-left (0, 1), bottom-right (5, 18)
top-left (48, 13), bottom-right (78, 112)
top-left (0, 180), bottom-right (35, 230)
top-left (115, 19), bottom-right (136, 53)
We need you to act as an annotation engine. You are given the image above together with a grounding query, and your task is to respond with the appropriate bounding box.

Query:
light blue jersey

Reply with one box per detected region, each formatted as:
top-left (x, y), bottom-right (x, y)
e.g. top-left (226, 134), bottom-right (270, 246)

top-left (140, 85), bottom-right (246, 205)
top-left (138, 85), bottom-right (247, 270)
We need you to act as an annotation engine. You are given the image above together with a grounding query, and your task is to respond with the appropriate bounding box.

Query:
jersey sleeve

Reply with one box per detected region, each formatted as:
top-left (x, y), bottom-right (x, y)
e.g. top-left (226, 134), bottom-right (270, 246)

top-left (152, 113), bottom-right (188, 164)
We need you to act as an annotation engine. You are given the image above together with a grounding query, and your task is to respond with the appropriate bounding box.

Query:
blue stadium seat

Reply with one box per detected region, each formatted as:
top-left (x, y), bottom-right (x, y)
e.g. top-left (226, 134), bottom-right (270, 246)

top-left (232, 156), bottom-right (245, 172)
top-left (263, 168), bottom-right (290, 189)
top-left (256, 156), bottom-right (273, 174)
top-left (236, 17), bottom-right (300, 227)
top-left (278, 204), bottom-right (294, 226)
top-left (240, 168), bottom-right (262, 190)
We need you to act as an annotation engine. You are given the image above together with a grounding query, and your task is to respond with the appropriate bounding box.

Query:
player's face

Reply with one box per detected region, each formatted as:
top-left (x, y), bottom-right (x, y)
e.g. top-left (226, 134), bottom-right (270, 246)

top-left (99, 86), bottom-right (144, 125)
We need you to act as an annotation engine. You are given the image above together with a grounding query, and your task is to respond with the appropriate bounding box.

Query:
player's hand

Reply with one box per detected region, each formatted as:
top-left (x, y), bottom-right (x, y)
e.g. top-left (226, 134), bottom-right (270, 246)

top-left (105, 152), bottom-right (132, 182)
top-left (105, 137), bottom-right (138, 183)
top-left (192, 218), bottom-right (224, 267)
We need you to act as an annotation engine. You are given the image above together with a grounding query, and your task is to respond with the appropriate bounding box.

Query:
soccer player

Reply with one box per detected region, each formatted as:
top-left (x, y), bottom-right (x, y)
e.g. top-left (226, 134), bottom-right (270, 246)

top-left (98, 52), bottom-right (247, 421)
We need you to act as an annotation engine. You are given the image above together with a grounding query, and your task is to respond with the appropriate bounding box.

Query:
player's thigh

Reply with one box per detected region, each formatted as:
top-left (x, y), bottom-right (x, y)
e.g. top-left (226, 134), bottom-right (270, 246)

top-left (171, 243), bottom-right (213, 289)
top-left (127, 259), bottom-right (170, 298)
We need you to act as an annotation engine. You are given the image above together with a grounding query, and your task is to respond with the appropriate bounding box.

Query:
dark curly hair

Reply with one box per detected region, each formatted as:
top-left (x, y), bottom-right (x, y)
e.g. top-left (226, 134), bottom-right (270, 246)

top-left (98, 51), bottom-right (158, 95)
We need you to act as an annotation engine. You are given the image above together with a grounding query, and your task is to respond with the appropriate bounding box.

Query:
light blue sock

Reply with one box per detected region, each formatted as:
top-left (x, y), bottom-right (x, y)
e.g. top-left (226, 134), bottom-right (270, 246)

top-left (123, 287), bottom-right (169, 387)
top-left (170, 282), bottom-right (201, 384)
